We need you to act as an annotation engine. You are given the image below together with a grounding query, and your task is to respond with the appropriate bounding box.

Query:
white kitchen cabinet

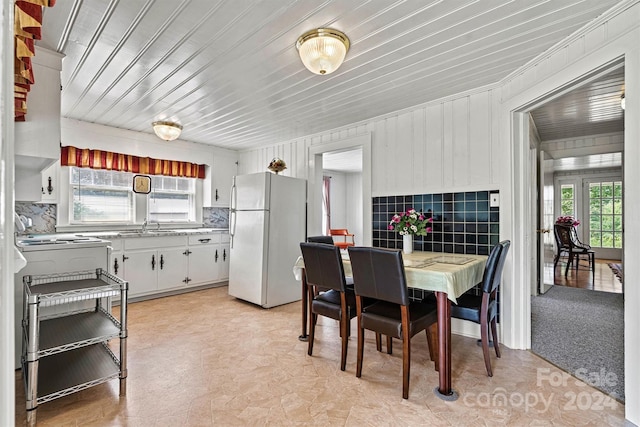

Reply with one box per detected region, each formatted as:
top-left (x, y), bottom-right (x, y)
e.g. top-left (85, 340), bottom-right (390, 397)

top-left (120, 236), bottom-right (188, 298)
top-left (15, 47), bottom-right (63, 172)
top-left (218, 234), bottom-right (230, 281)
top-left (157, 247), bottom-right (188, 290)
top-left (211, 155), bottom-right (237, 207)
top-left (104, 232), bottom-right (229, 300)
top-left (39, 163), bottom-right (58, 203)
top-left (187, 234), bottom-right (218, 286)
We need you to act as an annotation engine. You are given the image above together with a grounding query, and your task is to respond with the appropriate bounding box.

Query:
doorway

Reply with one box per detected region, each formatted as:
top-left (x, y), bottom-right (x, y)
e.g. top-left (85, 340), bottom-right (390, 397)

top-left (307, 134), bottom-right (372, 246)
top-left (525, 61), bottom-right (626, 400)
top-left (321, 147), bottom-right (363, 241)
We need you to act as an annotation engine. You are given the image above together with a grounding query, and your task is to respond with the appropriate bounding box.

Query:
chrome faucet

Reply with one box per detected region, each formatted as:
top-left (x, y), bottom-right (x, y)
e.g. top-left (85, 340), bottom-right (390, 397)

top-left (141, 217), bottom-right (148, 233)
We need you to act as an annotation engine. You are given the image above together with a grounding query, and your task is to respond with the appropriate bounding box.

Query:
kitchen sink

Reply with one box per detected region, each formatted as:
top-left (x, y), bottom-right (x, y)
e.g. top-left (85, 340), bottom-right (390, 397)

top-left (117, 230), bottom-right (177, 237)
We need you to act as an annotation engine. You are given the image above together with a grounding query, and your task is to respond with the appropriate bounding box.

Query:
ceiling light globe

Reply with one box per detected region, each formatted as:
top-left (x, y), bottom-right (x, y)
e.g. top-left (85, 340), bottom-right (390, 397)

top-left (152, 121), bottom-right (183, 141)
top-left (296, 29), bottom-right (349, 75)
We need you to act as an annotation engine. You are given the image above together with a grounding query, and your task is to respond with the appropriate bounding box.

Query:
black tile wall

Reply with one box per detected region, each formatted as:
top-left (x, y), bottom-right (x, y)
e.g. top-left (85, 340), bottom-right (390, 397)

top-left (372, 190), bottom-right (500, 300)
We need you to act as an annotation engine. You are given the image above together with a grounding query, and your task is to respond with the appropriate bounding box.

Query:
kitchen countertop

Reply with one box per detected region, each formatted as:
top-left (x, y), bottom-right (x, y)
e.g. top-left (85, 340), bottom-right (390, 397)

top-left (18, 228), bottom-right (229, 241)
top-left (80, 228), bottom-right (228, 239)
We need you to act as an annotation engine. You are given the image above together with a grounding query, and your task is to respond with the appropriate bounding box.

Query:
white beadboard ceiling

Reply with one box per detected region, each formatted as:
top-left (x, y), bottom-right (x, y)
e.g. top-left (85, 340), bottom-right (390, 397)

top-left (37, 0), bottom-right (622, 151)
top-left (531, 67), bottom-right (625, 142)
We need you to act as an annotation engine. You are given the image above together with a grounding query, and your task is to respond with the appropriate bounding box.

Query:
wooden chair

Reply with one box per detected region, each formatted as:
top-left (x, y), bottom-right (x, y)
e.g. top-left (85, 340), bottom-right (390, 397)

top-left (554, 224), bottom-right (595, 277)
top-left (329, 229), bottom-right (355, 250)
top-left (348, 246), bottom-right (438, 399)
top-left (300, 242), bottom-right (357, 371)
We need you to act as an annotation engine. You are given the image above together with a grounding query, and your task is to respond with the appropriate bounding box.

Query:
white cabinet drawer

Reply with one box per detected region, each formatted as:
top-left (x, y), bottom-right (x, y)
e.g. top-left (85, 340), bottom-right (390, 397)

top-left (188, 234), bottom-right (220, 245)
top-left (125, 235), bottom-right (187, 250)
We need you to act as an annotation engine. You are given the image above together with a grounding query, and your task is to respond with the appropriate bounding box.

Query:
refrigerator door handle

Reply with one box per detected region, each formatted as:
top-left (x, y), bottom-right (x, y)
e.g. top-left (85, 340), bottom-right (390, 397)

top-left (229, 177), bottom-right (237, 248)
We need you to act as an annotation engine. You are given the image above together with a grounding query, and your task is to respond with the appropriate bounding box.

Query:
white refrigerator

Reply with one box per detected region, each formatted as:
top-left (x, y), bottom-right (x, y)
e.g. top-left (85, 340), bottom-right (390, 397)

top-left (228, 172), bottom-right (306, 308)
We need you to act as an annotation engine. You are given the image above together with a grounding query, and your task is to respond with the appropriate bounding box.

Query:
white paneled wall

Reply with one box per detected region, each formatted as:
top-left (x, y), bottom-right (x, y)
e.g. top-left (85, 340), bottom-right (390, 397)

top-left (238, 89), bottom-right (500, 197)
top-left (238, 3), bottom-right (640, 423)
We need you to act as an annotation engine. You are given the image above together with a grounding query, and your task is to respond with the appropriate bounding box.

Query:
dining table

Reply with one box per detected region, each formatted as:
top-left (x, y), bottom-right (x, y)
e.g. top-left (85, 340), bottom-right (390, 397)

top-left (293, 249), bottom-right (487, 401)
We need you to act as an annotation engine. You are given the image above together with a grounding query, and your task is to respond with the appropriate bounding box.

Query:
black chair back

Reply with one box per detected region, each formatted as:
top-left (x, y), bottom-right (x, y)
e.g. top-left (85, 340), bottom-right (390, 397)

top-left (554, 224), bottom-right (573, 250)
top-left (300, 242), bottom-right (348, 293)
top-left (347, 247), bottom-right (409, 306)
top-left (307, 235), bottom-right (334, 244)
top-left (480, 240), bottom-right (510, 294)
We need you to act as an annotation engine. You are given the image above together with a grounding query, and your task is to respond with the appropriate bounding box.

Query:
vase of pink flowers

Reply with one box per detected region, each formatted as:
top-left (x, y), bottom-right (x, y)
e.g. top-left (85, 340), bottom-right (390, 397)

top-left (388, 208), bottom-right (433, 254)
top-left (556, 215), bottom-right (581, 227)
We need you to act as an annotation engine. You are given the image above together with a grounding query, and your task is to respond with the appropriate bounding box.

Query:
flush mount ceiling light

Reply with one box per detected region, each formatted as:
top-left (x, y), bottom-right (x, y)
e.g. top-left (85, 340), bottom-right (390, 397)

top-left (296, 28), bottom-right (350, 75)
top-left (621, 93), bottom-right (625, 110)
top-left (152, 120), bottom-right (182, 141)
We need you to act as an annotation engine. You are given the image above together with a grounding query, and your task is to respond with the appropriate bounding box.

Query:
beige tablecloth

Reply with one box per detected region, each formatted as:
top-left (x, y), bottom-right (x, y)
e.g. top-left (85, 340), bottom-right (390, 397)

top-left (293, 250), bottom-right (487, 303)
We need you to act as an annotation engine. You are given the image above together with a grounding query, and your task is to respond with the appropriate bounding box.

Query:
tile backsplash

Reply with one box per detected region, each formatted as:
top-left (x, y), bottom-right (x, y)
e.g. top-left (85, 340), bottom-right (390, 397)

top-left (373, 190), bottom-right (499, 301)
top-left (373, 191), bottom-right (499, 255)
top-left (15, 202), bottom-right (57, 234)
top-left (203, 207), bottom-right (229, 229)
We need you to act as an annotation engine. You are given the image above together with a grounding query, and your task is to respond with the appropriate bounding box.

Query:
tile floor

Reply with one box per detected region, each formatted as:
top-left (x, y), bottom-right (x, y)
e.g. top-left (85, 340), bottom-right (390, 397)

top-left (15, 286), bottom-right (626, 426)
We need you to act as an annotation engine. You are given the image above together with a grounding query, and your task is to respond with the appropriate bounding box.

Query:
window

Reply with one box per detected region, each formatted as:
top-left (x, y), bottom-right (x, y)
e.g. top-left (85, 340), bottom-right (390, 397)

top-left (71, 167), bottom-right (134, 223)
top-left (588, 181), bottom-right (623, 249)
top-left (560, 184), bottom-right (575, 216)
top-left (148, 175), bottom-right (196, 222)
top-left (69, 167), bottom-right (197, 224)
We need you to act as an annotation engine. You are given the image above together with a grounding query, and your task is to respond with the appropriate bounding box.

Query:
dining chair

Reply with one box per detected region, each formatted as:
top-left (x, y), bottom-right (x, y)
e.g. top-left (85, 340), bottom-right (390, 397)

top-left (300, 242), bottom-right (357, 371)
top-left (448, 240), bottom-right (510, 377)
top-left (329, 229), bottom-right (355, 250)
top-left (348, 246), bottom-right (438, 399)
top-left (553, 224), bottom-right (595, 277)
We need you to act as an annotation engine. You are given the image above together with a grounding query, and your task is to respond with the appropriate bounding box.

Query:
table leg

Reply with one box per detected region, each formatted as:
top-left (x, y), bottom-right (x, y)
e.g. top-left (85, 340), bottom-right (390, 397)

top-left (298, 269), bottom-right (309, 341)
top-left (433, 291), bottom-right (458, 401)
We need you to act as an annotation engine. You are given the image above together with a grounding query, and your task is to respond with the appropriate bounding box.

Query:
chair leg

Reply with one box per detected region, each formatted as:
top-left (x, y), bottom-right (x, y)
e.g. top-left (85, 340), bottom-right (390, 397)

top-left (490, 317), bottom-right (501, 359)
top-left (401, 307), bottom-right (411, 399)
top-left (340, 318), bottom-right (348, 371)
top-left (308, 313), bottom-right (317, 356)
top-left (426, 323), bottom-right (439, 371)
top-left (356, 321), bottom-right (364, 378)
top-left (481, 320), bottom-right (493, 377)
top-left (565, 253), bottom-right (572, 277)
top-left (386, 336), bottom-right (393, 354)
top-left (375, 333), bottom-right (382, 352)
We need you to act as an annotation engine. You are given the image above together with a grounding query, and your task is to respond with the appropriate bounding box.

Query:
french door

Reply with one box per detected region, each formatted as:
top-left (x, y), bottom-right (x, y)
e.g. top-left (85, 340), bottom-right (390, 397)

top-left (583, 178), bottom-right (623, 260)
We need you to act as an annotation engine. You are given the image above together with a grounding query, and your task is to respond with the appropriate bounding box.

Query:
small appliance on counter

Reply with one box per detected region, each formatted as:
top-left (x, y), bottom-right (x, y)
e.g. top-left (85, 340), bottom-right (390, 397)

top-left (228, 172), bottom-right (306, 308)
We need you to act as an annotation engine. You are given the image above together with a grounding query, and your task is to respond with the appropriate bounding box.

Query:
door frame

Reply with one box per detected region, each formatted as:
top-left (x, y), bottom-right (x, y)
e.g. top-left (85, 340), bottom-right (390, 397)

top-left (307, 133), bottom-right (372, 246)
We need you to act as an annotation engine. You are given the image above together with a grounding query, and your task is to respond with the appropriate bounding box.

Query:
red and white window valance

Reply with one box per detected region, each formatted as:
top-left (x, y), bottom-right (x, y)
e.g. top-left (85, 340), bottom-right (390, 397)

top-left (61, 146), bottom-right (206, 179)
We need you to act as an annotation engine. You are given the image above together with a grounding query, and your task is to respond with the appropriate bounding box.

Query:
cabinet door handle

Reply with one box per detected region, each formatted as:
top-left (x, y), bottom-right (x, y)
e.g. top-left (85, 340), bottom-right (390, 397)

top-left (114, 258), bottom-right (119, 275)
top-left (47, 176), bottom-right (53, 194)
top-left (223, 249), bottom-right (226, 261)
top-left (198, 238), bottom-right (211, 243)
top-left (151, 254), bottom-right (156, 270)
top-left (122, 255), bottom-right (129, 262)
top-left (215, 189), bottom-right (219, 201)
top-left (160, 254), bottom-right (164, 270)
top-left (215, 249), bottom-right (219, 262)
top-left (183, 249), bottom-right (192, 255)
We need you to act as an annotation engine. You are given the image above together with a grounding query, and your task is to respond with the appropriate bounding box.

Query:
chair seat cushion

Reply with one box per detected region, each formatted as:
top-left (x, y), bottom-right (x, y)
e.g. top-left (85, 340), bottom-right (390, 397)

top-left (312, 289), bottom-right (356, 320)
top-left (361, 300), bottom-right (437, 339)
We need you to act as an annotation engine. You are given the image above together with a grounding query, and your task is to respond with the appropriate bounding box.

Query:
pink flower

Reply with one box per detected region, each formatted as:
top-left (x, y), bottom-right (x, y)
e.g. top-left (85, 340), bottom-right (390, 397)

top-left (387, 225), bottom-right (394, 230)
top-left (426, 227), bottom-right (432, 233)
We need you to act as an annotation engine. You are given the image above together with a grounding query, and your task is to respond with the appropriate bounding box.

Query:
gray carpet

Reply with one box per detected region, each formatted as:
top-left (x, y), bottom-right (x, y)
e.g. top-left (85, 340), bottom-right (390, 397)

top-left (531, 286), bottom-right (624, 401)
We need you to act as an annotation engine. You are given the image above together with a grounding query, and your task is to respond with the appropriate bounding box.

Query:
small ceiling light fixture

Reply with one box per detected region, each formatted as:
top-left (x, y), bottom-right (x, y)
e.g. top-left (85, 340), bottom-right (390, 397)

top-left (152, 120), bottom-right (183, 141)
top-left (296, 28), bottom-right (350, 75)
top-left (621, 93), bottom-right (626, 110)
